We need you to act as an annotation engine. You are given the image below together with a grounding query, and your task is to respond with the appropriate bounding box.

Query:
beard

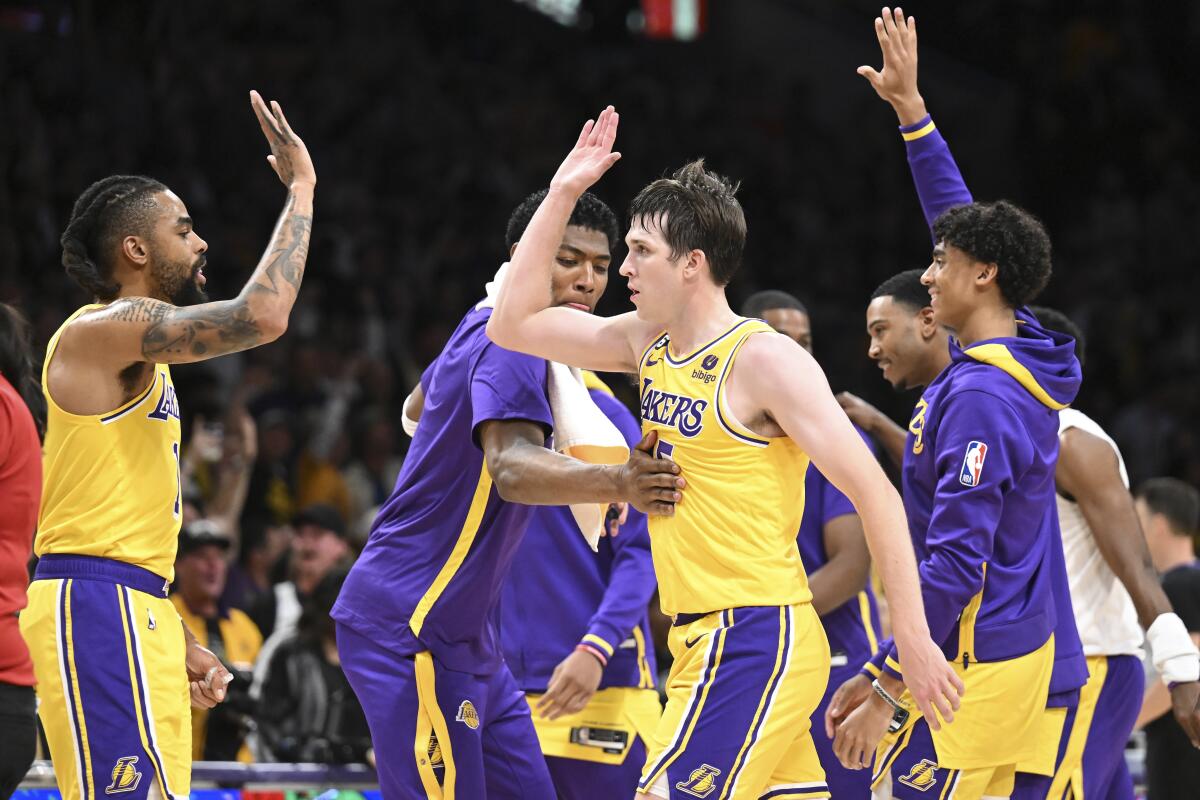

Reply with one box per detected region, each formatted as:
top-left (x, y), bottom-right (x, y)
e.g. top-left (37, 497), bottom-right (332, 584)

top-left (154, 255), bottom-right (210, 306)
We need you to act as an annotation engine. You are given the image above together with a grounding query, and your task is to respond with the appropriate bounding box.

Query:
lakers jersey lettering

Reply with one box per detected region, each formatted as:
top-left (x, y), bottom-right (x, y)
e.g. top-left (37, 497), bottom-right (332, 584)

top-left (147, 383), bottom-right (180, 422)
top-left (640, 378), bottom-right (707, 437)
top-left (637, 318), bottom-right (813, 615)
top-left (37, 305), bottom-right (184, 581)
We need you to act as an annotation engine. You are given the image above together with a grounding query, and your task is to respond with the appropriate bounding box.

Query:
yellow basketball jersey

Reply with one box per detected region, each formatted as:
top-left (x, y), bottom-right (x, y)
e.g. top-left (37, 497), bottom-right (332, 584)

top-left (638, 318), bottom-right (811, 615)
top-left (37, 305), bottom-right (183, 581)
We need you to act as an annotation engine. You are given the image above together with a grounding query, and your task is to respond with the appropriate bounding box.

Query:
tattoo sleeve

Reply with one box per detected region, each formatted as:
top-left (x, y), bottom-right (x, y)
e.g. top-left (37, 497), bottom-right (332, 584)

top-left (127, 189), bottom-right (313, 363)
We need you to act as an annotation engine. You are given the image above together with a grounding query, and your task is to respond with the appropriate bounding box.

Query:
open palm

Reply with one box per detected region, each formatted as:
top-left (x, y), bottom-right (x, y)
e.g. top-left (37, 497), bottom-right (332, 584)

top-left (549, 105), bottom-right (622, 197)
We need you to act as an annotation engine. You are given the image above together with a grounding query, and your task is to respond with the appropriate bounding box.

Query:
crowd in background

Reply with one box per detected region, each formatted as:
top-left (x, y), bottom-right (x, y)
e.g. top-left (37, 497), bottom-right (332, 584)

top-left (1, 0), bottom-right (1199, 768)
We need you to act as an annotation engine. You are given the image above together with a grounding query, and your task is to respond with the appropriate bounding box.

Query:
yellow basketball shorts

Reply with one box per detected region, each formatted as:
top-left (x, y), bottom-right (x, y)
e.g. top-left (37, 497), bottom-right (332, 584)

top-left (639, 603), bottom-right (831, 799)
top-left (21, 556), bottom-right (190, 800)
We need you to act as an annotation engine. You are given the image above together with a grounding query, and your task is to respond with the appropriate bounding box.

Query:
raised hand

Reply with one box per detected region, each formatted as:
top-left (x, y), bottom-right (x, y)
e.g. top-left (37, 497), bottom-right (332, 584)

top-left (857, 7), bottom-right (927, 125)
top-left (250, 90), bottom-right (317, 190)
top-left (549, 105), bottom-right (622, 199)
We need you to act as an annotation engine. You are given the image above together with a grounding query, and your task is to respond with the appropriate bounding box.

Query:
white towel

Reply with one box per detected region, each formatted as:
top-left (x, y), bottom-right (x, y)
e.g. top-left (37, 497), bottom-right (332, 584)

top-left (389, 263), bottom-right (627, 550)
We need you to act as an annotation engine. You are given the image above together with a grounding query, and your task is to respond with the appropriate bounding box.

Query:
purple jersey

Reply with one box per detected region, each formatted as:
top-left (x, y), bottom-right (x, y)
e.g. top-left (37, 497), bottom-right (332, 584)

top-left (874, 311), bottom-right (1081, 678)
top-left (795, 428), bottom-right (881, 671)
top-left (333, 305), bottom-right (553, 675)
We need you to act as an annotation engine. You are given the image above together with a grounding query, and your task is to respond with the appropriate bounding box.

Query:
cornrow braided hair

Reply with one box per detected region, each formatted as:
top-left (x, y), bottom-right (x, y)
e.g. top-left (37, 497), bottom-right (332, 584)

top-left (60, 175), bottom-right (167, 300)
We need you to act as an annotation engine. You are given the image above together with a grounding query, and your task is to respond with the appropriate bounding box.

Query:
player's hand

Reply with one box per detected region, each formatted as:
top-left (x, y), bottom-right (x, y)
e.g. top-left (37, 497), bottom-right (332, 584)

top-left (856, 7), bottom-right (927, 125)
top-left (836, 392), bottom-right (884, 434)
top-left (605, 502), bottom-right (629, 537)
top-left (250, 90), bottom-right (316, 190)
top-left (894, 634), bottom-right (963, 730)
top-left (834, 691), bottom-right (891, 770)
top-left (537, 650), bottom-right (604, 720)
top-left (1169, 681), bottom-right (1200, 748)
top-left (616, 431), bottom-right (685, 516)
top-left (548, 105), bottom-right (622, 199)
top-left (824, 672), bottom-right (874, 738)
top-left (185, 642), bottom-right (233, 709)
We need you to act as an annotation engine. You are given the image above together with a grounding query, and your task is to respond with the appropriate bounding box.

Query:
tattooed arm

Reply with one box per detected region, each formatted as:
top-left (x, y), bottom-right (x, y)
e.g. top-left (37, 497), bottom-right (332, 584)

top-left (66, 91), bottom-right (316, 366)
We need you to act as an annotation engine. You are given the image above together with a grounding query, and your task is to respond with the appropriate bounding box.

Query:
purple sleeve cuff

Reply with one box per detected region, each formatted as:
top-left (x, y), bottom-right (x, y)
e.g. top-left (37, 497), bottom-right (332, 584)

top-left (881, 644), bottom-right (904, 682)
top-left (861, 637), bottom-right (895, 680)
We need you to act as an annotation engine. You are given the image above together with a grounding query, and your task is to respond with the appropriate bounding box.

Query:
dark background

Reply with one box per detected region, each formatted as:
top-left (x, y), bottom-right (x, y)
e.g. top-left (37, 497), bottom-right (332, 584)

top-left (2, 0), bottom-right (1197, 503)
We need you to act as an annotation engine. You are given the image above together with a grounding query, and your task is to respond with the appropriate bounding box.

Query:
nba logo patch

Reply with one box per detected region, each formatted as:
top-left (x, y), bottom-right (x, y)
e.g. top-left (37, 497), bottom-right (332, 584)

top-left (675, 764), bottom-right (721, 797)
top-left (897, 759), bottom-right (939, 791)
top-left (456, 700), bottom-right (479, 729)
top-left (959, 441), bottom-right (988, 486)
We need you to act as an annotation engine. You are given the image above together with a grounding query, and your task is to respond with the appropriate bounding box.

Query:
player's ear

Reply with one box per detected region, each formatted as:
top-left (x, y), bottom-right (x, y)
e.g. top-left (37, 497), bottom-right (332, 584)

top-left (975, 261), bottom-right (999, 288)
top-left (683, 249), bottom-right (705, 281)
top-left (917, 306), bottom-right (938, 339)
top-left (121, 235), bottom-right (150, 268)
top-left (509, 242), bottom-right (518, 259)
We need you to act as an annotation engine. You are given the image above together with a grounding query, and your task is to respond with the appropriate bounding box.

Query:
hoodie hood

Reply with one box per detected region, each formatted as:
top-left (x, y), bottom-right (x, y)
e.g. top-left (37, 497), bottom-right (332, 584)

top-left (950, 307), bottom-right (1081, 410)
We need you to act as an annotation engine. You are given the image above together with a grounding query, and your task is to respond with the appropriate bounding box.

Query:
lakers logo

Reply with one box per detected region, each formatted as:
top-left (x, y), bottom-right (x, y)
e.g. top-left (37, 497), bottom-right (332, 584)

top-left (675, 764), bottom-right (721, 797)
top-left (897, 759), bottom-right (939, 791)
top-left (147, 383), bottom-right (180, 422)
top-left (426, 733), bottom-right (444, 772)
top-left (456, 700), bottom-right (480, 729)
top-left (105, 756), bottom-right (142, 795)
top-left (909, 398), bottom-right (928, 455)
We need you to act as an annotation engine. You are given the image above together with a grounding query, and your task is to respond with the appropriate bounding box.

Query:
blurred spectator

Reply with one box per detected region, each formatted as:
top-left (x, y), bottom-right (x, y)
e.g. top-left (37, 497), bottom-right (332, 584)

top-left (242, 409), bottom-right (299, 527)
top-left (256, 566), bottom-right (372, 764)
top-left (341, 413), bottom-right (404, 525)
top-left (182, 406), bottom-right (259, 541)
top-left (170, 521), bottom-right (263, 762)
top-left (250, 504), bottom-right (352, 699)
top-left (223, 514), bottom-right (294, 614)
top-left (0, 304), bottom-right (42, 799)
top-left (1133, 477), bottom-right (1200, 800)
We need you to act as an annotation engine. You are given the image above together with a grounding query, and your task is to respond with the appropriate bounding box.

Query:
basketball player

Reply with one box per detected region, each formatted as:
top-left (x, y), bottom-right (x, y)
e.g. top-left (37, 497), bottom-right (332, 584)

top-left (18, 92), bottom-right (315, 800)
top-left (332, 190), bottom-right (682, 799)
top-left (743, 290), bottom-right (881, 799)
top-left (497, 365), bottom-right (660, 800)
top-left (832, 10), bottom-right (1200, 798)
top-left (487, 106), bottom-right (961, 800)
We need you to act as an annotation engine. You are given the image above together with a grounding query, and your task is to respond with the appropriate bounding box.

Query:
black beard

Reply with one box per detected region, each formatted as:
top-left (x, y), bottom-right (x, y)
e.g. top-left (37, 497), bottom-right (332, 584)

top-left (169, 278), bottom-right (209, 307)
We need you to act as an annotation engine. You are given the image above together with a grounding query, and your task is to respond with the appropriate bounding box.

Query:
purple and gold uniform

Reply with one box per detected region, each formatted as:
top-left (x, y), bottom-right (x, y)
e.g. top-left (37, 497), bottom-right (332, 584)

top-left (635, 319), bottom-right (831, 800)
top-left (498, 375), bottom-right (661, 800)
top-left (20, 306), bottom-right (189, 800)
top-left (864, 311), bottom-right (1081, 799)
top-left (896, 113), bottom-right (1095, 798)
top-left (333, 304), bottom-right (557, 799)
top-left (796, 439), bottom-right (882, 800)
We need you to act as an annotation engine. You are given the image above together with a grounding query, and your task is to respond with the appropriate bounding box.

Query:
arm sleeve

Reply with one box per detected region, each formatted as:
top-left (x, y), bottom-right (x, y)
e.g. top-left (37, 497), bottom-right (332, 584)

top-left (580, 391), bottom-right (657, 659)
top-left (899, 114), bottom-right (975, 237)
top-left (882, 390), bottom-right (1034, 680)
top-left (469, 342), bottom-right (553, 448)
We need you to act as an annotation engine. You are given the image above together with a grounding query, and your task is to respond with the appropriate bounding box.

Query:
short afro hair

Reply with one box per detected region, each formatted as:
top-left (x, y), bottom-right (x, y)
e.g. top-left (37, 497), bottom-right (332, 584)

top-left (628, 159), bottom-right (746, 286)
top-left (505, 189), bottom-right (619, 253)
top-left (931, 200), bottom-right (1052, 308)
top-left (870, 269), bottom-right (930, 312)
top-left (741, 290), bottom-right (808, 319)
top-left (1028, 305), bottom-right (1086, 369)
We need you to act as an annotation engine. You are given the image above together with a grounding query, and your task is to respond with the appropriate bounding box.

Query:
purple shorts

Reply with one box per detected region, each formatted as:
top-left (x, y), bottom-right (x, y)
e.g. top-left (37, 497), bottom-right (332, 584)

top-left (337, 622), bottom-right (555, 799)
